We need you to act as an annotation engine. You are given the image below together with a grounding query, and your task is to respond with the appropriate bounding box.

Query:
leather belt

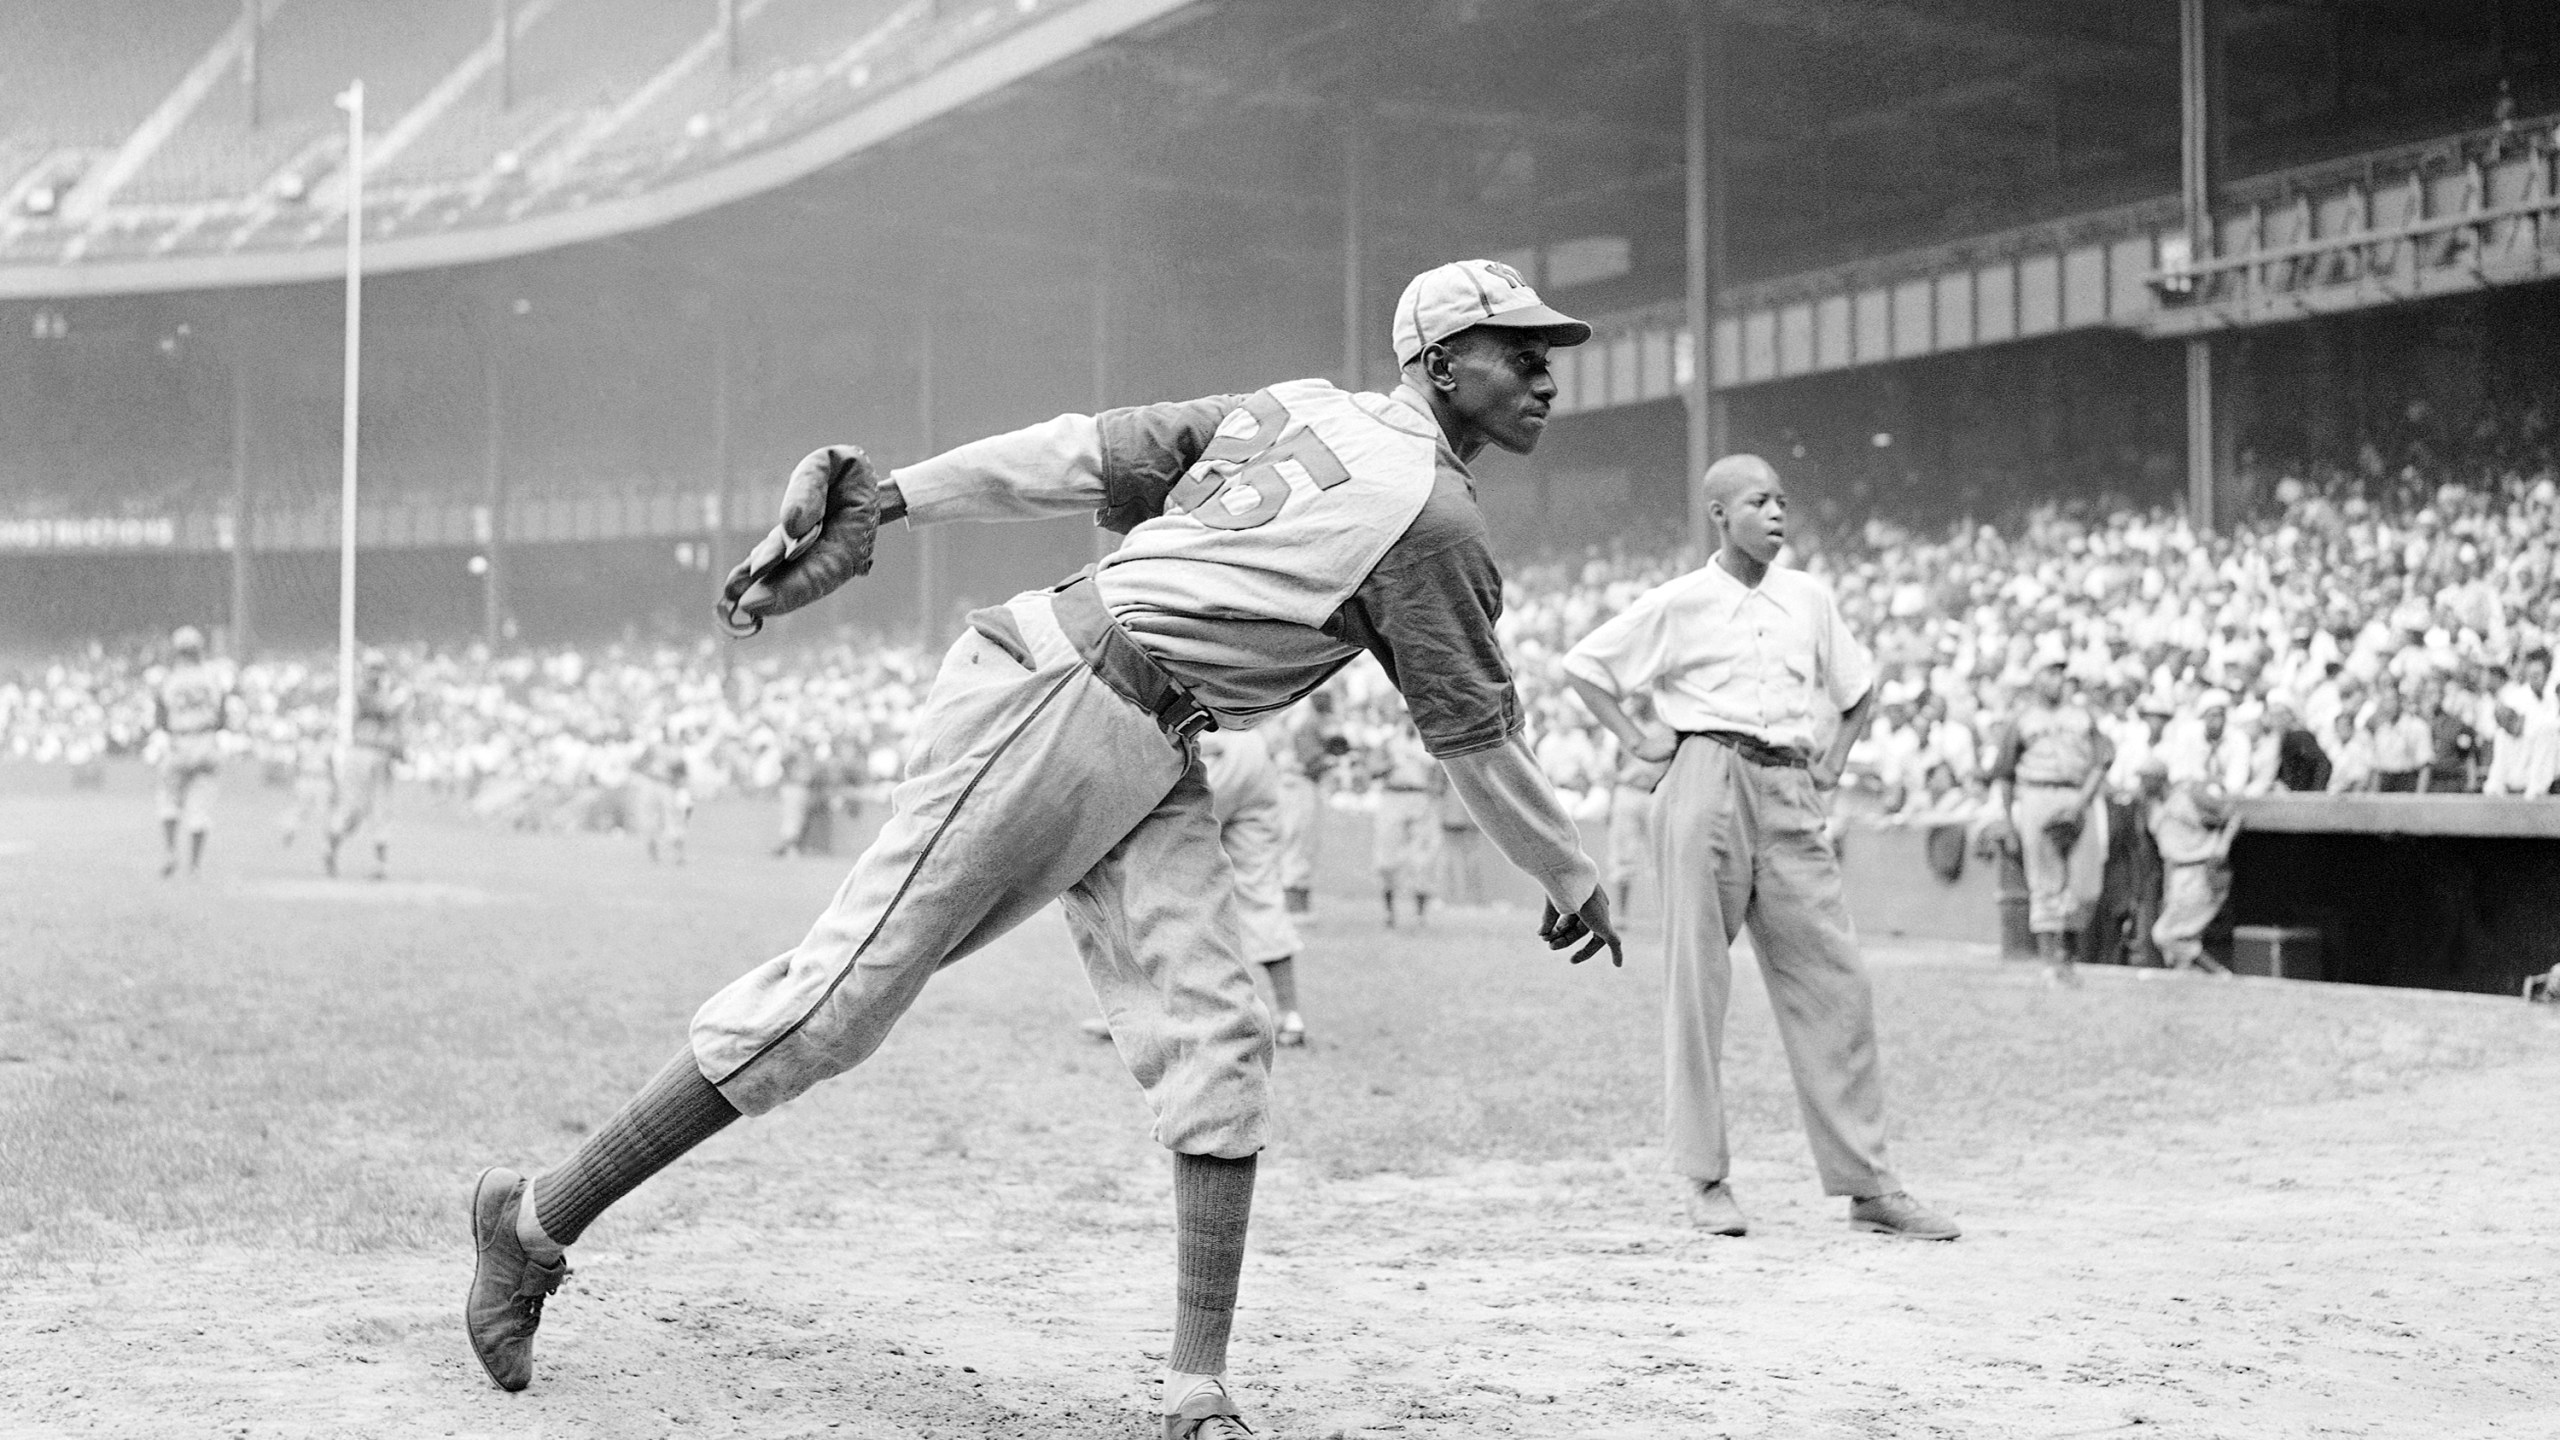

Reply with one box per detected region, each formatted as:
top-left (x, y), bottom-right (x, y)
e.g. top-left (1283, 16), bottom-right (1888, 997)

top-left (1679, 729), bottom-right (1808, 770)
top-left (1049, 574), bottom-right (1218, 742)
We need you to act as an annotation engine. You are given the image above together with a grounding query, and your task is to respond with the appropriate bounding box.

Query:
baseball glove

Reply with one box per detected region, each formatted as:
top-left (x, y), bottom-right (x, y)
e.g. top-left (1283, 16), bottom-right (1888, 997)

top-left (715, 445), bottom-right (883, 638)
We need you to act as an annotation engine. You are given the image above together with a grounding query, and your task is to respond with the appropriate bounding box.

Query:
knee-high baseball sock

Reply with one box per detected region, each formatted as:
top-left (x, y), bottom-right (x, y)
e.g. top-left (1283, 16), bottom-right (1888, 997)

top-left (526, 1047), bottom-right (738, 1248)
top-left (1167, 1151), bottom-right (1257, 1378)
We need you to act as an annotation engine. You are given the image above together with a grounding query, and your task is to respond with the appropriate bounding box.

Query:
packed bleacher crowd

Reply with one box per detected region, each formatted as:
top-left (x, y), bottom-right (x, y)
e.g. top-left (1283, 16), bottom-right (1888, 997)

top-left (9, 432), bottom-right (2560, 835)
top-left (1340, 442), bottom-right (2560, 821)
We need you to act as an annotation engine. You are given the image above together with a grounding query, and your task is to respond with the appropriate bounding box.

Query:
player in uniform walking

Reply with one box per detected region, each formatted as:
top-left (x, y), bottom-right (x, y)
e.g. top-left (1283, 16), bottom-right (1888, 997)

top-left (151, 626), bottom-right (231, 878)
top-left (1562, 454), bottom-right (1958, 1242)
top-left (1983, 640), bottom-right (2114, 985)
top-left (464, 260), bottom-right (1623, 1437)
top-left (630, 740), bottom-right (694, 865)
top-left (326, 650), bottom-right (407, 881)
top-left (1370, 718), bottom-right (1443, 927)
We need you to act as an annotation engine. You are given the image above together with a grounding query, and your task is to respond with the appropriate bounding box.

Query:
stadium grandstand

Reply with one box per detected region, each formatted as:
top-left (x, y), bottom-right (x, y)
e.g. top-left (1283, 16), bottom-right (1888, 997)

top-left (8, 2), bottom-right (2560, 991)
top-left (5, 0), bottom-right (2560, 647)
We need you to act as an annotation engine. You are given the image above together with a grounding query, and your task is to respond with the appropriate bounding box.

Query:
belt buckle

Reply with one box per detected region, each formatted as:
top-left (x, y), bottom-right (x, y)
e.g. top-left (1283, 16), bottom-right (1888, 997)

top-left (1169, 706), bottom-right (1214, 741)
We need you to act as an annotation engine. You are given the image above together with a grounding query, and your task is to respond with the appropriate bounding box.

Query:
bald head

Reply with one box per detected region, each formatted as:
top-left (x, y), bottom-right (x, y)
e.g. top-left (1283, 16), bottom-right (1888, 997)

top-left (1702, 454), bottom-right (1781, 508)
top-left (1702, 454), bottom-right (1788, 572)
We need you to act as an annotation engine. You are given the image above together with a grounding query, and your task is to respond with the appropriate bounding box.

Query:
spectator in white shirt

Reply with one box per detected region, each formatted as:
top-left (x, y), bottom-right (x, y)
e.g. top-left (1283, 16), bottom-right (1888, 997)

top-left (2324, 710), bottom-right (2376, 793)
top-left (2363, 686), bottom-right (2433, 791)
top-left (2482, 702), bottom-right (2560, 796)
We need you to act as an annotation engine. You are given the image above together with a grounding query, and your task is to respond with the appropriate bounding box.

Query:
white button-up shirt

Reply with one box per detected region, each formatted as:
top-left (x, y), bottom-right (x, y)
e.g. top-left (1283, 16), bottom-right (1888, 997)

top-left (1562, 557), bottom-right (1875, 755)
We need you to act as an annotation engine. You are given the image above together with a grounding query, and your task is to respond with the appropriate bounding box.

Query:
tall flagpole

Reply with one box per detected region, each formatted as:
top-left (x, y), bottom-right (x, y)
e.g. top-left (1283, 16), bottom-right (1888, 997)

top-left (334, 79), bottom-right (364, 754)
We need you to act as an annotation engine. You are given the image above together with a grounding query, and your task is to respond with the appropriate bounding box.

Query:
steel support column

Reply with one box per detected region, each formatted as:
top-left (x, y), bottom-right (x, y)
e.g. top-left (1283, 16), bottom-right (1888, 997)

top-left (481, 301), bottom-right (507, 649)
top-left (1342, 118), bottom-right (1368, 391)
top-left (916, 300), bottom-right (941, 643)
top-left (1091, 233), bottom-right (1116, 562)
top-left (1683, 0), bottom-right (1725, 561)
top-left (709, 309), bottom-right (732, 583)
top-left (2180, 0), bottom-right (2225, 531)
top-left (228, 341), bottom-right (253, 654)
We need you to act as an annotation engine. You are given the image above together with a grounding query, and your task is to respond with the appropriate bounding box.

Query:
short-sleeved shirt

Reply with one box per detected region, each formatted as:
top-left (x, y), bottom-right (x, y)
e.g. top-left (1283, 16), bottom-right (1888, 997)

top-left (1559, 557), bottom-right (1875, 756)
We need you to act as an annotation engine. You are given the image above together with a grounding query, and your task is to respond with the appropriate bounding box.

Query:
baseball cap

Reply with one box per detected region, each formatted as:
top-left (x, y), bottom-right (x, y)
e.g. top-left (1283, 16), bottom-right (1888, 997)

top-left (1391, 259), bottom-right (1591, 365)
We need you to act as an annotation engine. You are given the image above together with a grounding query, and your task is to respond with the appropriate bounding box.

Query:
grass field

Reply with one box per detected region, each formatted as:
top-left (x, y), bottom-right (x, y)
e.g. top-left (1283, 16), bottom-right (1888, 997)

top-left (3, 760), bottom-right (2555, 1439)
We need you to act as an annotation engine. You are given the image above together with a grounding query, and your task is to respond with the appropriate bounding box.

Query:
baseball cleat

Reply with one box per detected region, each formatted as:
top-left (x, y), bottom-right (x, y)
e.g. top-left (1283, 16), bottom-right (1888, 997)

top-left (1849, 1190), bottom-right (1960, 1241)
top-left (1079, 1017), bottom-right (1114, 1043)
top-left (1274, 1012), bottom-right (1306, 1048)
top-left (465, 1166), bottom-right (571, 1391)
top-left (1164, 1381), bottom-right (1254, 1439)
top-left (1682, 1179), bottom-right (1748, 1236)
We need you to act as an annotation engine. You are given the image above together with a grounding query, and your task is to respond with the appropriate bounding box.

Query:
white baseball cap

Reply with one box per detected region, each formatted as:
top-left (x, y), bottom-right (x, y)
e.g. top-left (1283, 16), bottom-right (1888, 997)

top-left (1391, 259), bottom-right (1591, 365)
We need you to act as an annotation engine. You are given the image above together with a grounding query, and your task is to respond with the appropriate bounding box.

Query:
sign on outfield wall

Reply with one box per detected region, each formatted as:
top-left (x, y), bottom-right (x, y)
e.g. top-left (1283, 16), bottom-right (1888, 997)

top-left (0, 517), bottom-right (179, 551)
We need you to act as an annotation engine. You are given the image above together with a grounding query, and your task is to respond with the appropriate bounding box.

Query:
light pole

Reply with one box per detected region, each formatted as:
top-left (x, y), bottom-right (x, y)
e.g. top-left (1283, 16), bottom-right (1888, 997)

top-left (334, 79), bottom-right (364, 754)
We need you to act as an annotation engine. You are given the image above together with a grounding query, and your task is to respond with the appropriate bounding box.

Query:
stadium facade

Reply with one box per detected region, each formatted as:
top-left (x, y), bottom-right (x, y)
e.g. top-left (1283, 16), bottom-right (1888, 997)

top-left (4, 0), bottom-right (2556, 650)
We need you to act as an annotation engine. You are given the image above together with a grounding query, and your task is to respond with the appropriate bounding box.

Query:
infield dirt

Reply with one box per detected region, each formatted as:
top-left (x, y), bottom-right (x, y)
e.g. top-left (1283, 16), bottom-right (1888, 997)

top-left (3, 764), bottom-right (2553, 1439)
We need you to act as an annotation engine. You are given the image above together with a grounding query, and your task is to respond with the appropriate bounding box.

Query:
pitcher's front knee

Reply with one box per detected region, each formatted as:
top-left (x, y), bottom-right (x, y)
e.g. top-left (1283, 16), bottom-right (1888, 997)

top-left (692, 948), bottom-right (931, 1117)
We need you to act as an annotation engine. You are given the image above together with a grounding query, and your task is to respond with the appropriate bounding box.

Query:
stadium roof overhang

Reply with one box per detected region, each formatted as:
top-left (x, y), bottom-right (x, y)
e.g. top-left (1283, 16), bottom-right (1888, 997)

top-left (10, 1), bottom-right (2543, 403)
top-left (3, 0), bottom-right (2214, 302)
top-left (0, 0), bottom-right (1202, 300)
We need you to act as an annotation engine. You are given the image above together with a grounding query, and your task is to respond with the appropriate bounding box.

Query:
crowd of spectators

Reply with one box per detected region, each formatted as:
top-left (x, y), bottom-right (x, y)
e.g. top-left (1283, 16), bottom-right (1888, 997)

top-left (0, 638), bottom-right (928, 833)
top-left (9, 436), bottom-right (2560, 841)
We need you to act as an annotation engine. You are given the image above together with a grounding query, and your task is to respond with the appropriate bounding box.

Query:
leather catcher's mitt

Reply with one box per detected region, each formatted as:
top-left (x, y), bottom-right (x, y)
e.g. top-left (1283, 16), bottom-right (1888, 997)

top-left (716, 445), bottom-right (882, 638)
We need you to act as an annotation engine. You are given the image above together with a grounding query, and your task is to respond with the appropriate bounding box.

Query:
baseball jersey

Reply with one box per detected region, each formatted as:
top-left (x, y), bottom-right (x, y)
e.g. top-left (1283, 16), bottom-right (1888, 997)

top-left (157, 663), bottom-right (227, 736)
top-left (157, 662), bottom-right (228, 768)
top-left (890, 378), bottom-right (1597, 909)
top-left (902, 378), bottom-right (1516, 756)
top-left (352, 677), bottom-right (408, 754)
top-left (1995, 702), bottom-right (2102, 786)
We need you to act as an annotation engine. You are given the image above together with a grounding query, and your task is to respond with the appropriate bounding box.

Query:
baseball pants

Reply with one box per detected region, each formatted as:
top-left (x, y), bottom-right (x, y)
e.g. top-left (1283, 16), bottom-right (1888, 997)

top-left (689, 594), bottom-right (1273, 1157)
top-left (331, 744), bottom-right (396, 845)
top-left (1372, 790), bottom-right (1440, 895)
top-left (1275, 771), bottom-right (1320, 895)
top-left (1656, 737), bottom-right (1898, 1197)
top-left (2011, 783), bottom-right (2104, 935)
top-left (1208, 755), bottom-right (1301, 967)
top-left (2151, 859), bottom-right (2230, 969)
top-left (157, 738), bottom-right (221, 834)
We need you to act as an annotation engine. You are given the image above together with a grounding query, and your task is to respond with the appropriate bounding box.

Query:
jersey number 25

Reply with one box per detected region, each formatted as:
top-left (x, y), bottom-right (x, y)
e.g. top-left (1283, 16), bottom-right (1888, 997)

top-left (1166, 392), bottom-right (1351, 530)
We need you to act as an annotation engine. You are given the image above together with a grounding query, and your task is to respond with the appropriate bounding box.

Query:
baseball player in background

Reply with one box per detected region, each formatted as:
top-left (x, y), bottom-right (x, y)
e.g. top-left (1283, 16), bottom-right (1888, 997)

top-left (1274, 691), bottom-right (1344, 915)
top-left (1603, 693), bottom-right (1666, 916)
top-left (1084, 726), bottom-right (1310, 1047)
top-left (1983, 640), bottom-right (2114, 986)
top-left (464, 259), bottom-right (1623, 1438)
top-left (277, 719), bottom-right (337, 852)
top-left (325, 650), bottom-right (407, 881)
top-left (1562, 454), bottom-right (1958, 1243)
top-left (150, 625), bottom-right (231, 878)
top-left (631, 741), bottom-right (693, 865)
top-left (1371, 717), bottom-right (1443, 927)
